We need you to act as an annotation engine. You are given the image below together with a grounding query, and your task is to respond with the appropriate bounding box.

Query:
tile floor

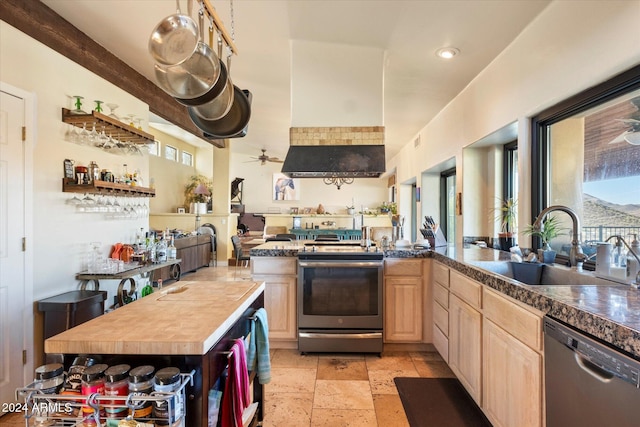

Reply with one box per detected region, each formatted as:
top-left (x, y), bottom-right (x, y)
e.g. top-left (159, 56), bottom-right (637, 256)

top-left (1, 265), bottom-right (456, 426)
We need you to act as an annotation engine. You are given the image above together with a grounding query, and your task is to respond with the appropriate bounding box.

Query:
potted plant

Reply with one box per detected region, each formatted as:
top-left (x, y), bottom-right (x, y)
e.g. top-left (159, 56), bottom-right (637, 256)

top-left (184, 175), bottom-right (213, 214)
top-left (346, 204), bottom-right (355, 215)
top-left (493, 198), bottom-right (517, 251)
top-left (523, 215), bottom-right (568, 263)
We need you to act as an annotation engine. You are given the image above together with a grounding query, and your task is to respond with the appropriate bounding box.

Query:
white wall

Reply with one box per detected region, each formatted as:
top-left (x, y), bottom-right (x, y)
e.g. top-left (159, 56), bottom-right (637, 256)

top-left (388, 0), bottom-right (640, 244)
top-left (0, 23), bottom-right (153, 306)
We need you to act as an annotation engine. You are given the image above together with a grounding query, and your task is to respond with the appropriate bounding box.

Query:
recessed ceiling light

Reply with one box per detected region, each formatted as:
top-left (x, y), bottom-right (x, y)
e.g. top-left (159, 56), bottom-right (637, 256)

top-left (436, 47), bottom-right (460, 59)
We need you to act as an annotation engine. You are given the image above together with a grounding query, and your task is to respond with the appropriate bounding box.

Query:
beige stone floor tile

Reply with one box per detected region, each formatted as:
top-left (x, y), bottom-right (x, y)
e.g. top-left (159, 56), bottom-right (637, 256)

top-left (368, 369), bottom-right (419, 394)
top-left (317, 357), bottom-right (369, 380)
top-left (413, 360), bottom-right (456, 378)
top-left (409, 350), bottom-right (445, 362)
top-left (310, 408), bottom-right (378, 427)
top-left (318, 353), bottom-right (366, 360)
top-left (373, 394), bottom-right (410, 427)
top-left (262, 391), bottom-right (313, 427)
top-left (267, 367), bottom-right (317, 393)
top-left (271, 349), bottom-right (319, 368)
top-left (313, 380), bottom-right (374, 410)
top-left (365, 351), bottom-right (416, 371)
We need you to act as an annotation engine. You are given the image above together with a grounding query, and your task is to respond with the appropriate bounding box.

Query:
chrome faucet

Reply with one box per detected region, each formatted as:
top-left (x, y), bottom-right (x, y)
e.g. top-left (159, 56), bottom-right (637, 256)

top-left (532, 205), bottom-right (587, 270)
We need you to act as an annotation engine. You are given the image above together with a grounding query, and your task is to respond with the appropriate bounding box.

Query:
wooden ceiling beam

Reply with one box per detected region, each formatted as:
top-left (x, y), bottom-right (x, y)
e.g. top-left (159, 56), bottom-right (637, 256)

top-left (0, 0), bottom-right (225, 149)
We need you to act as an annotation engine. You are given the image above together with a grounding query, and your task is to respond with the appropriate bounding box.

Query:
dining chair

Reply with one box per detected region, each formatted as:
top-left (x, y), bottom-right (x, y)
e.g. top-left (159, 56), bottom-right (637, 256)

top-left (231, 235), bottom-right (250, 277)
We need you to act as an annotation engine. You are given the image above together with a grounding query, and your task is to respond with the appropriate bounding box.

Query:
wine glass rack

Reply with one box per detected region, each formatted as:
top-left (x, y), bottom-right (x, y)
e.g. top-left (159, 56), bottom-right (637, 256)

top-left (61, 108), bottom-right (154, 145)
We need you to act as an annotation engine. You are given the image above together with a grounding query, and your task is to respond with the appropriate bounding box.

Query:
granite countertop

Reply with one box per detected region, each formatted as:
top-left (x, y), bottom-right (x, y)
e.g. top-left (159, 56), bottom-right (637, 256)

top-left (249, 240), bottom-right (431, 258)
top-left (44, 280), bottom-right (265, 355)
top-left (250, 240), bottom-right (640, 359)
top-left (433, 244), bottom-right (640, 360)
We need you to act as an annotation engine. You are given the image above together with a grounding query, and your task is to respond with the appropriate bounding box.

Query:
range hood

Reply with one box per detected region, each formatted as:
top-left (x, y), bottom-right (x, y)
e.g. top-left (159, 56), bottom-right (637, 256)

top-left (281, 126), bottom-right (386, 178)
top-left (282, 145), bottom-right (385, 178)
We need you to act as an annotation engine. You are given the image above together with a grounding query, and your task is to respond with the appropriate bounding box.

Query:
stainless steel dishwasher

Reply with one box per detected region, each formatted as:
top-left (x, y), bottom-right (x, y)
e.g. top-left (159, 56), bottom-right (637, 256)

top-left (544, 316), bottom-right (640, 427)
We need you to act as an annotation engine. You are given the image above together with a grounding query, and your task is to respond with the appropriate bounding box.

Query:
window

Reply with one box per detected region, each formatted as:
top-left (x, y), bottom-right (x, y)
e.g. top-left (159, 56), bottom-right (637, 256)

top-left (148, 140), bottom-right (160, 156)
top-left (182, 151), bottom-right (193, 166)
top-left (503, 141), bottom-right (518, 202)
top-left (440, 168), bottom-right (456, 244)
top-left (532, 64), bottom-right (640, 266)
top-left (164, 144), bottom-right (178, 161)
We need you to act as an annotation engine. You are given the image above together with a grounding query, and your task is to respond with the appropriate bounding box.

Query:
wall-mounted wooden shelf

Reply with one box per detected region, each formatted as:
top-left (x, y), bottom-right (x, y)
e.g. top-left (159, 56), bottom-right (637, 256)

top-left (62, 178), bottom-right (156, 197)
top-left (61, 108), bottom-right (154, 145)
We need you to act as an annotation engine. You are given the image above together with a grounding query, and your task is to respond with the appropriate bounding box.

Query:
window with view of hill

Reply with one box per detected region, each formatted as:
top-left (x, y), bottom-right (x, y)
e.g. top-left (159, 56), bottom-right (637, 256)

top-left (533, 66), bottom-right (640, 264)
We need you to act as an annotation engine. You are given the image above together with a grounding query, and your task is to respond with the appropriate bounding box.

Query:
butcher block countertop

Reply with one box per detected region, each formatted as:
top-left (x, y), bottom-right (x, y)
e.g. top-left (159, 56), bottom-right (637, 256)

top-left (45, 280), bottom-right (265, 356)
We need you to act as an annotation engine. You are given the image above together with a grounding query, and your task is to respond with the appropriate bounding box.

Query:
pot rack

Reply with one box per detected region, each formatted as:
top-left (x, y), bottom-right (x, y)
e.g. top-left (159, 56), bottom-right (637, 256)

top-left (202, 0), bottom-right (238, 55)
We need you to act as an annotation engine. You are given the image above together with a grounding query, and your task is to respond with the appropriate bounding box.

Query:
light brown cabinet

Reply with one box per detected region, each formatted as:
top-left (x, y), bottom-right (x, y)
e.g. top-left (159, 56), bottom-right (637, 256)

top-left (482, 288), bottom-right (543, 427)
top-left (384, 259), bottom-right (424, 343)
top-left (448, 293), bottom-right (482, 405)
top-left (252, 258), bottom-right (297, 344)
top-left (432, 261), bottom-right (450, 361)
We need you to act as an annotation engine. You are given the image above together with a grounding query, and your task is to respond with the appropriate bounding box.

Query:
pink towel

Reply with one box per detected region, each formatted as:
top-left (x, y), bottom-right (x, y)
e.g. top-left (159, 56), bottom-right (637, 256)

top-left (221, 339), bottom-right (251, 427)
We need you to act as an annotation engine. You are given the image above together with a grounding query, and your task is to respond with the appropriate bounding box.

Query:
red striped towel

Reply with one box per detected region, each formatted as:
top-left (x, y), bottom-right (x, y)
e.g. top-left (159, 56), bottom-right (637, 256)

top-left (221, 338), bottom-right (251, 427)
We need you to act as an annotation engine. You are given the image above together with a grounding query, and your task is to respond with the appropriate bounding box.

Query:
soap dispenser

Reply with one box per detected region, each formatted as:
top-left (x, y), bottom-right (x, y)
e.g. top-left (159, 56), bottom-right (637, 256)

top-left (627, 234), bottom-right (640, 282)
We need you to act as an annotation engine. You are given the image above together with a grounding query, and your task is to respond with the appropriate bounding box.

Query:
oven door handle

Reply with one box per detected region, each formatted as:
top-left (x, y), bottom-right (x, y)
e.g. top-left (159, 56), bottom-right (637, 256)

top-left (298, 261), bottom-right (383, 268)
top-left (299, 332), bottom-right (382, 340)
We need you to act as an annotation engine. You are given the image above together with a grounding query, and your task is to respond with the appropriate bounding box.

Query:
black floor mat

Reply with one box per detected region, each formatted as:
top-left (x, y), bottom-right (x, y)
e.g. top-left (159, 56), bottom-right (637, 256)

top-left (394, 377), bottom-right (492, 427)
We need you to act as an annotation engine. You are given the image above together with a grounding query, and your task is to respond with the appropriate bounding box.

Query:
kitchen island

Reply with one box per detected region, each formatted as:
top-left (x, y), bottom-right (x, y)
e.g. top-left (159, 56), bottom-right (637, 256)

top-left (44, 280), bottom-right (266, 426)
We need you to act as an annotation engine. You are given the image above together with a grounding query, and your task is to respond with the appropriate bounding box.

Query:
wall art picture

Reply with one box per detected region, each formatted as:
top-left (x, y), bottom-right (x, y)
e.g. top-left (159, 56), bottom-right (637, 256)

top-left (273, 173), bottom-right (299, 200)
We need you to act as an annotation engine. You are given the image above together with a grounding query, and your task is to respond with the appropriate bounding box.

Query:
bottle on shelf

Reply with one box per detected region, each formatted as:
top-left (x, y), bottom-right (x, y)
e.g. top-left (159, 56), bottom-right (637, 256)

top-left (168, 236), bottom-right (177, 260)
top-left (157, 237), bottom-right (167, 263)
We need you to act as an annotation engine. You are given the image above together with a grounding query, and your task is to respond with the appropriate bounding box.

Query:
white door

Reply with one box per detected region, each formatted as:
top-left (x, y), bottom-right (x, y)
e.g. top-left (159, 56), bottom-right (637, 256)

top-left (0, 90), bottom-right (26, 406)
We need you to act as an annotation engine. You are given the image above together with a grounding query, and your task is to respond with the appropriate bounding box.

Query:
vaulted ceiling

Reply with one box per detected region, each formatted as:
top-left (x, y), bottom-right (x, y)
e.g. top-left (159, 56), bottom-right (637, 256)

top-left (41, 0), bottom-right (550, 159)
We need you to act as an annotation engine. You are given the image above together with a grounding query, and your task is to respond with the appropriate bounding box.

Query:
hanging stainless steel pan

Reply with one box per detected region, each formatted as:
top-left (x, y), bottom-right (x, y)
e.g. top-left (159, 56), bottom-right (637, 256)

top-left (189, 87), bottom-right (252, 139)
top-left (148, 0), bottom-right (199, 66)
top-left (153, 10), bottom-right (221, 100)
top-left (175, 58), bottom-right (228, 107)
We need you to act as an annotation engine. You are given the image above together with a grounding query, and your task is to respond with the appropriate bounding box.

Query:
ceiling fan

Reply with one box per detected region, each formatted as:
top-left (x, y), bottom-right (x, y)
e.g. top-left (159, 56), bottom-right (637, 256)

top-left (609, 97), bottom-right (640, 145)
top-left (247, 149), bottom-right (284, 165)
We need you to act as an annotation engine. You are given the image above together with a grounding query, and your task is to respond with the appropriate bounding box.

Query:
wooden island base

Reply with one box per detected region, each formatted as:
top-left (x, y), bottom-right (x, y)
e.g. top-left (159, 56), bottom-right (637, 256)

top-left (44, 280), bottom-right (266, 427)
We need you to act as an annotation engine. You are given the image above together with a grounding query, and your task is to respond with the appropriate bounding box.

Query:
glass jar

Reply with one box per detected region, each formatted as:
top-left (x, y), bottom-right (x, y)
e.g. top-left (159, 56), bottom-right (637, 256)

top-left (81, 364), bottom-right (108, 420)
top-left (104, 364), bottom-right (130, 419)
top-left (62, 356), bottom-right (95, 416)
top-left (128, 365), bottom-right (155, 420)
top-left (153, 367), bottom-right (183, 426)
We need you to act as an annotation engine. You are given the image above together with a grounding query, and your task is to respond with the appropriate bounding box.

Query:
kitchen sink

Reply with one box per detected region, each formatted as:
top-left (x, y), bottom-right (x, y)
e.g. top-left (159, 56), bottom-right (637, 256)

top-left (469, 260), bottom-right (620, 286)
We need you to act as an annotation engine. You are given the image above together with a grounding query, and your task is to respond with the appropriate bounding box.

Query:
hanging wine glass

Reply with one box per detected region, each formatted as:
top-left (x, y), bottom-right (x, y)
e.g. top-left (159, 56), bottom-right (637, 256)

top-left (96, 127), bottom-right (109, 148)
top-left (106, 103), bottom-right (120, 120)
top-left (70, 96), bottom-right (87, 115)
top-left (78, 122), bottom-right (90, 145)
top-left (87, 123), bottom-right (100, 146)
top-left (66, 194), bottom-right (83, 205)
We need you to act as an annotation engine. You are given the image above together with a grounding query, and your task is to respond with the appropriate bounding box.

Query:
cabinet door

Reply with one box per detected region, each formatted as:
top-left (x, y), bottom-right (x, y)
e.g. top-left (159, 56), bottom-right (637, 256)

top-left (384, 276), bottom-right (423, 342)
top-left (483, 319), bottom-right (542, 427)
top-left (253, 274), bottom-right (297, 340)
top-left (449, 294), bottom-right (482, 404)
top-left (198, 243), bottom-right (211, 268)
top-left (177, 246), bottom-right (197, 273)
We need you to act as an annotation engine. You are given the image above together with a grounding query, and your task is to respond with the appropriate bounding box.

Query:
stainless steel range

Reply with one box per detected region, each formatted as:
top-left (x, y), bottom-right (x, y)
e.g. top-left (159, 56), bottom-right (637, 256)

top-left (297, 243), bottom-right (383, 354)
